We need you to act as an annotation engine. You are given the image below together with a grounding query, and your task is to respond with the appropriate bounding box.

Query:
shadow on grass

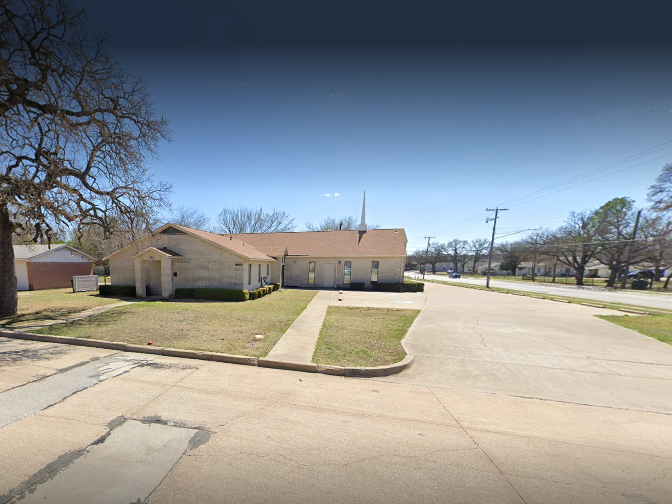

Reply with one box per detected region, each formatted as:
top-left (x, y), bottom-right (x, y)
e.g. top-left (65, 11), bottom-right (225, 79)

top-left (0, 308), bottom-right (84, 328)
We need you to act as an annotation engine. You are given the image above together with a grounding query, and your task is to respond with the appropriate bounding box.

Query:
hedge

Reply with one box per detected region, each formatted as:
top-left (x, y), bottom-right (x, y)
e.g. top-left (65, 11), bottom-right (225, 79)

top-left (174, 288), bottom-right (249, 301)
top-left (99, 285), bottom-right (136, 297)
top-left (272, 283), bottom-right (280, 291)
top-left (403, 281), bottom-right (424, 292)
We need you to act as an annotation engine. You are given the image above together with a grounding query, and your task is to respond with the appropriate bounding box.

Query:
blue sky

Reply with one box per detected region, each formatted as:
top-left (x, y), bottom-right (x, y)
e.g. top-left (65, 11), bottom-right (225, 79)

top-left (81, 1), bottom-right (672, 253)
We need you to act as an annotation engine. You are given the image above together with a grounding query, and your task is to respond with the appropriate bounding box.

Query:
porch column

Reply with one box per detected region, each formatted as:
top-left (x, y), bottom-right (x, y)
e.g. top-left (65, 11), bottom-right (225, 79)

top-left (134, 257), bottom-right (145, 298)
top-left (161, 257), bottom-right (173, 298)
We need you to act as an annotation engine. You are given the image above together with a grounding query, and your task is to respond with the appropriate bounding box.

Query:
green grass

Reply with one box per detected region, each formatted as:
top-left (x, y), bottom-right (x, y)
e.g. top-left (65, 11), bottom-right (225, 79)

top-left (313, 306), bottom-right (419, 367)
top-left (598, 313), bottom-right (672, 346)
top-left (1, 288), bottom-right (129, 329)
top-left (35, 290), bottom-right (318, 357)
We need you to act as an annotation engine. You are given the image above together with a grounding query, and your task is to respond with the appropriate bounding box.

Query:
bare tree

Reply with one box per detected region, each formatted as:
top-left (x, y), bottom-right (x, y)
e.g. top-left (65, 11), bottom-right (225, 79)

top-left (553, 210), bottom-right (602, 286)
top-left (305, 216), bottom-right (380, 231)
top-left (0, 0), bottom-right (171, 317)
top-left (215, 207), bottom-right (295, 234)
top-left (306, 216), bottom-right (357, 231)
top-left (469, 238), bottom-right (490, 274)
top-left (649, 162), bottom-right (672, 213)
top-left (167, 206), bottom-right (210, 230)
top-left (446, 239), bottom-right (468, 273)
top-left (426, 242), bottom-right (447, 274)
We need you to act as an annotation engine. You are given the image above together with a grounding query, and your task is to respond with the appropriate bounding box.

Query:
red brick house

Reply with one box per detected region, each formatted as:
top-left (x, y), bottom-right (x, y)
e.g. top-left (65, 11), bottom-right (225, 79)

top-left (13, 245), bottom-right (95, 291)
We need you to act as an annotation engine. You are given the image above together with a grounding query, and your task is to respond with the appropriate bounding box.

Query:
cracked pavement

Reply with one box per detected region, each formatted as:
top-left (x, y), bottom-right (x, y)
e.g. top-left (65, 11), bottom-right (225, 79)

top-left (1, 283), bottom-right (672, 503)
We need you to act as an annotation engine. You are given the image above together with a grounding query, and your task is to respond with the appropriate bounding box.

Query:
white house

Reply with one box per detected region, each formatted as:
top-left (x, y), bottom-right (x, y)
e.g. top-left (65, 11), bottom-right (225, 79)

top-left (13, 244), bottom-right (95, 291)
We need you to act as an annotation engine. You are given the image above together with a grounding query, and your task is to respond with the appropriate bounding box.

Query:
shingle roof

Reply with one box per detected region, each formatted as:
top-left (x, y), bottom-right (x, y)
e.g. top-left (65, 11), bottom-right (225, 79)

top-left (134, 247), bottom-right (183, 258)
top-left (218, 228), bottom-right (408, 258)
top-left (171, 225), bottom-right (275, 261)
top-left (13, 244), bottom-right (94, 261)
top-left (13, 245), bottom-right (52, 259)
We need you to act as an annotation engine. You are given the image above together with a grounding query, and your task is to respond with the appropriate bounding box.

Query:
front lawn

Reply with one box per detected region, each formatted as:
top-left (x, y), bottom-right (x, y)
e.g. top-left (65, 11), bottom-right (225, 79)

top-left (313, 306), bottom-right (420, 367)
top-left (598, 313), bottom-right (672, 346)
top-left (34, 290), bottom-right (317, 357)
top-left (1, 288), bottom-right (129, 329)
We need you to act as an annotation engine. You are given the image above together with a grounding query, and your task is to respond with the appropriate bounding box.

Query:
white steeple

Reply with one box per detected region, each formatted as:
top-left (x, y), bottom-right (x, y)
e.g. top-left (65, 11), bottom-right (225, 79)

top-left (358, 191), bottom-right (367, 232)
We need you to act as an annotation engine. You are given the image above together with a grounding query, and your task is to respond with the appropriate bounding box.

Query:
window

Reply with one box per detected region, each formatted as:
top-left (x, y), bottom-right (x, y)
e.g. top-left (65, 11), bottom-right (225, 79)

top-left (308, 261), bottom-right (316, 284)
top-left (371, 261), bottom-right (379, 282)
top-left (266, 264), bottom-right (269, 276)
top-left (258, 264), bottom-right (261, 283)
top-left (248, 264), bottom-right (252, 284)
top-left (344, 261), bottom-right (351, 284)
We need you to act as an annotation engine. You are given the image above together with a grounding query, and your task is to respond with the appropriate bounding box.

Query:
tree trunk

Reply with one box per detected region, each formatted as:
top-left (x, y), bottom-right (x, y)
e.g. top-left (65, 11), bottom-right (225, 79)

top-left (0, 205), bottom-right (18, 318)
top-left (575, 265), bottom-right (585, 286)
top-left (605, 267), bottom-right (618, 288)
top-left (664, 274), bottom-right (671, 290)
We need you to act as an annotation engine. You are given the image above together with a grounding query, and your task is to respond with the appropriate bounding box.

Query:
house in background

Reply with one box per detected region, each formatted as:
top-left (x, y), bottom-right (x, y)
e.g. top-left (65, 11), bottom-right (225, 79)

top-left (13, 244), bottom-right (95, 291)
top-left (106, 199), bottom-right (407, 298)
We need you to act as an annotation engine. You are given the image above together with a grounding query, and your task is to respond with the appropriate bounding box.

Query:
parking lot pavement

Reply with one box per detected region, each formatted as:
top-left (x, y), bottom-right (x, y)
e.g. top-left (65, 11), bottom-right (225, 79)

top-left (2, 319), bottom-right (672, 504)
top-left (379, 282), bottom-right (672, 413)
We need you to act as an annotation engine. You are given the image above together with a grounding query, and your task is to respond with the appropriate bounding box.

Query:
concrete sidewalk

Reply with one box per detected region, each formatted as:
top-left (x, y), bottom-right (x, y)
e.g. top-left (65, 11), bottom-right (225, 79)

top-left (265, 290), bottom-right (332, 363)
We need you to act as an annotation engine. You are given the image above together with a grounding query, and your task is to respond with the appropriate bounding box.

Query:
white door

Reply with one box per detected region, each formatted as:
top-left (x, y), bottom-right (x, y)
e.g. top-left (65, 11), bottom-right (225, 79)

top-left (323, 263), bottom-right (335, 288)
top-left (15, 261), bottom-right (29, 290)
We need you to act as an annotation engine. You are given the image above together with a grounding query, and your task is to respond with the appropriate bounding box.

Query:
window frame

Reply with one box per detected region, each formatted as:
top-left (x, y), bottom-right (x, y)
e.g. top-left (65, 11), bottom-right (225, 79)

top-left (248, 264), bottom-right (252, 284)
top-left (308, 261), bottom-right (316, 284)
top-left (371, 261), bottom-right (379, 282)
top-left (343, 261), bottom-right (351, 284)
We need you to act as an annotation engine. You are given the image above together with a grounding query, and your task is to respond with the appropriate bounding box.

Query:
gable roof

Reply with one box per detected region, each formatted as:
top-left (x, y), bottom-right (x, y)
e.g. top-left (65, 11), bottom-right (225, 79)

top-left (105, 223), bottom-right (275, 261)
top-left (219, 228), bottom-right (408, 258)
top-left (105, 224), bottom-right (407, 261)
top-left (13, 244), bottom-right (95, 261)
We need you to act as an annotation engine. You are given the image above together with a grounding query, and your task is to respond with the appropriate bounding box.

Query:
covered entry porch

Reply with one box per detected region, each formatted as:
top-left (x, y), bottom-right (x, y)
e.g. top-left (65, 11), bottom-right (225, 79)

top-left (133, 247), bottom-right (182, 298)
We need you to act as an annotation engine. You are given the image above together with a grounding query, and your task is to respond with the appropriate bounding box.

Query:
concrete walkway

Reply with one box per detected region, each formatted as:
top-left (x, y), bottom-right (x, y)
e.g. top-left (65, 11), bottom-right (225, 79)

top-left (265, 290), bottom-right (332, 363)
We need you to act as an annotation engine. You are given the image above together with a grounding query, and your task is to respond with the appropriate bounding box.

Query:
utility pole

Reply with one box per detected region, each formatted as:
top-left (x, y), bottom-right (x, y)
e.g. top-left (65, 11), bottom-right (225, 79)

top-left (620, 209), bottom-right (643, 289)
top-left (485, 208), bottom-right (508, 288)
top-left (422, 236), bottom-right (435, 280)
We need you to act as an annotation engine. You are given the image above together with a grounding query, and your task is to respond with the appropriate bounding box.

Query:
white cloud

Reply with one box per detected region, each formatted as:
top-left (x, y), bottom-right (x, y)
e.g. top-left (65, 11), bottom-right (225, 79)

top-left (325, 193), bottom-right (331, 196)
top-left (334, 192), bottom-right (340, 197)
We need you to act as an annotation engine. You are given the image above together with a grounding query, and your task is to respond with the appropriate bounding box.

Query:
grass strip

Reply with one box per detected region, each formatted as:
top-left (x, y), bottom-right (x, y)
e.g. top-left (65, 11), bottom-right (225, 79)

top-left (597, 313), bottom-right (672, 346)
top-left (313, 306), bottom-right (419, 367)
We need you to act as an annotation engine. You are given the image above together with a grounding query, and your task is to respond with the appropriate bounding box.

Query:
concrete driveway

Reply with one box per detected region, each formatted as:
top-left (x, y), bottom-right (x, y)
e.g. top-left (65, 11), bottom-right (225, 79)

top-left (379, 282), bottom-right (672, 413)
top-left (2, 285), bottom-right (672, 504)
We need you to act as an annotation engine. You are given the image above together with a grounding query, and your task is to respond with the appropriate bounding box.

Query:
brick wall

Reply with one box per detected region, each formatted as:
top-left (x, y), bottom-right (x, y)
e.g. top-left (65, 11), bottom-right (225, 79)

top-left (283, 257), bottom-right (403, 288)
top-left (110, 234), bottom-right (245, 290)
top-left (26, 262), bottom-right (93, 290)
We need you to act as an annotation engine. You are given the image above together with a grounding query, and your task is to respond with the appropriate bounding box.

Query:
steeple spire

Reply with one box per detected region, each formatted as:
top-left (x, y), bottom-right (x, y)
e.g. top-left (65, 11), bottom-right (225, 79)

top-left (358, 191), bottom-right (367, 232)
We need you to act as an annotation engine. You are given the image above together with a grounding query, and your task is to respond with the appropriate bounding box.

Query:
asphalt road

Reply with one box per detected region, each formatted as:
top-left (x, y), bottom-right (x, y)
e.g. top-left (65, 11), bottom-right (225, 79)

top-left (1, 285), bottom-right (672, 504)
top-left (410, 272), bottom-right (672, 310)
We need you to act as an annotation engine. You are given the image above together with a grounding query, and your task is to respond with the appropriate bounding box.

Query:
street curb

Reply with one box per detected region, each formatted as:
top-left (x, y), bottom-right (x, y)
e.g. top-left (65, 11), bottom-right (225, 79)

top-left (580, 303), bottom-right (606, 309)
top-left (618, 308), bottom-right (651, 315)
top-left (343, 354), bottom-right (414, 377)
top-left (258, 359), bottom-right (318, 373)
top-left (0, 330), bottom-right (410, 376)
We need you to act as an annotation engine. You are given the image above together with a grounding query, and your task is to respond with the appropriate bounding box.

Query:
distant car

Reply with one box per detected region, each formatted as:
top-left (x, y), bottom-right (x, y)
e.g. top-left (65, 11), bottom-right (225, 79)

top-left (449, 273), bottom-right (461, 278)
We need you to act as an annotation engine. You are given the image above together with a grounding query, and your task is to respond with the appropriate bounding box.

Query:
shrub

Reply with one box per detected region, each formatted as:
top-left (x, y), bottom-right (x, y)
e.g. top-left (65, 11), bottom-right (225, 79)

top-left (173, 288), bottom-right (250, 301)
top-left (403, 281), bottom-right (424, 292)
top-left (99, 285), bottom-right (136, 297)
top-left (372, 282), bottom-right (404, 292)
top-left (631, 279), bottom-right (649, 290)
top-left (350, 282), bottom-right (365, 290)
top-left (272, 283), bottom-right (280, 291)
top-left (174, 288), bottom-right (196, 298)
top-left (249, 290), bottom-right (258, 300)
